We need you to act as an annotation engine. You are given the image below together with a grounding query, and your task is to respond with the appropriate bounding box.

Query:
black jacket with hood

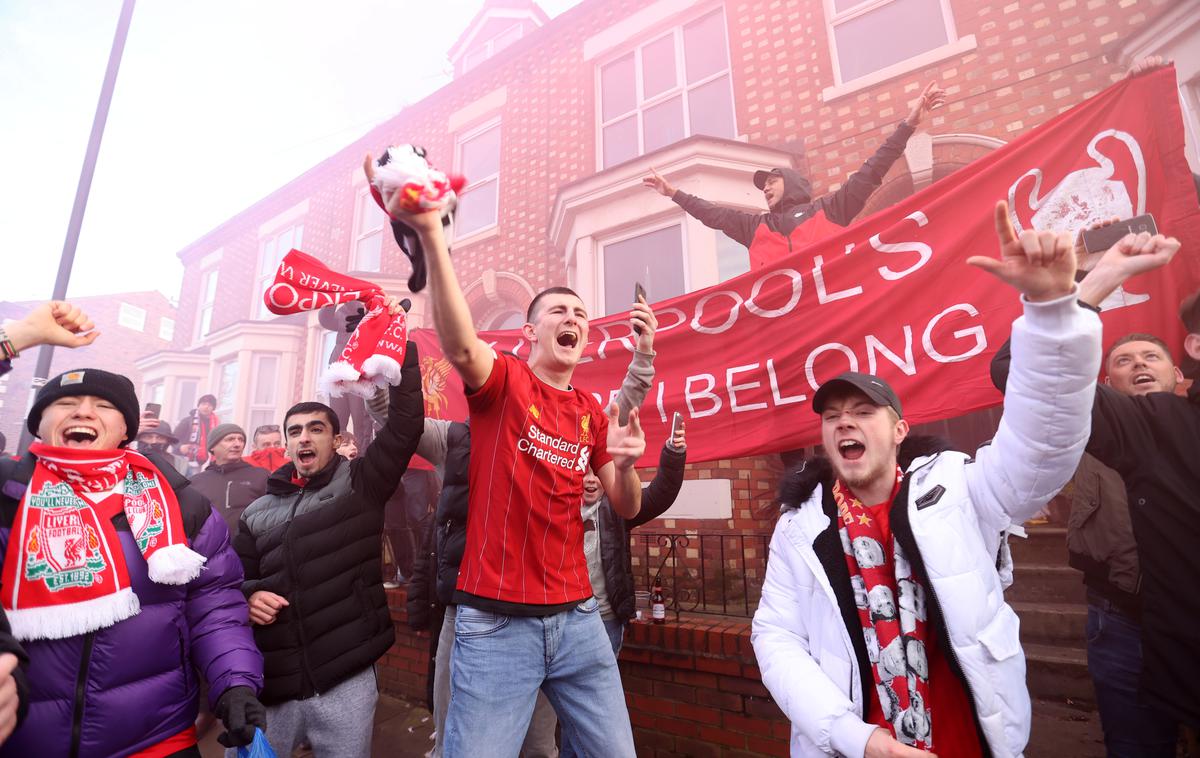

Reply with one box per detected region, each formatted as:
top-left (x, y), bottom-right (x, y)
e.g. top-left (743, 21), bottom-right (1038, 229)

top-left (671, 121), bottom-right (915, 264)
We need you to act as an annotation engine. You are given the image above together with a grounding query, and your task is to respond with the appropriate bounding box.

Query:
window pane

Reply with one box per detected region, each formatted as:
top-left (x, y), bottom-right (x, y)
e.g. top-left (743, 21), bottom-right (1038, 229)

top-left (355, 230), bottom-right (382, 272)
top-left (259, 239), bottom-right (276, 277)
top-left (716, 231), bottom-right (750, 281)
top-left (688, 74), bottom-right (736, 138)
top-left (683, 11), bottom-right (729, 84)
top-left (833, 0), bottom-right (949, 82)
top-left (204, 271), bottom-right (219, 303)
top-left (216, 361), bottom-right (239, 420)
top-left (359, 194), bottom-right (383, 235)
top-left (293, 225), bottom-right (303, 250)
top-left (178, 379), bottom-right (198, 417)
top-left (602, 116), bottom-right (638, 168)
top-left (832, 0), bottom-right (870, 12)
top-left (249, 409), bottom-right (276, 434)
top-left (641, 34), bottom-right (677, 100)
top-left (603, 225), bottom-right (685, 315)
top-left (253, 355), bottom-right (278, 406)
top-left (462, 126), bottom-right (501, 178)
top-left (643, 95), bottom-right (684, 153)
top-left (456, 178), bottom-right (499, 236)
top-left (277, 227), bottom-right (293, 255)
top-left (200, 307), bottom-right (213, 337)
top-left (601, 53), bottom-right (636, 121)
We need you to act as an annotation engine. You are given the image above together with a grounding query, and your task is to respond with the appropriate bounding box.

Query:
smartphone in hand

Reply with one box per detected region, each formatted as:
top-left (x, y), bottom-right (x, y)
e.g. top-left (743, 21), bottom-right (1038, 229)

top-left (633, 282), bottom-right (648, 335)
top-left (1082, 213), bottom-right (1158, 254)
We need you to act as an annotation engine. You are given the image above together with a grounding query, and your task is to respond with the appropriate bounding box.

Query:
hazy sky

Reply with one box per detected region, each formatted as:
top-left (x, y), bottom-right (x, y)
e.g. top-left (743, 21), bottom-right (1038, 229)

top-left (1, 0), bottom-right (581, 303)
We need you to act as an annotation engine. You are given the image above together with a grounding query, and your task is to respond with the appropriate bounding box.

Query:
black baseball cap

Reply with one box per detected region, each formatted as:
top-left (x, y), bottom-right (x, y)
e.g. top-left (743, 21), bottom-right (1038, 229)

top-left (812, 372), bottom-right (903, 418)
top-left (752, 168), bottom-right (784, 190)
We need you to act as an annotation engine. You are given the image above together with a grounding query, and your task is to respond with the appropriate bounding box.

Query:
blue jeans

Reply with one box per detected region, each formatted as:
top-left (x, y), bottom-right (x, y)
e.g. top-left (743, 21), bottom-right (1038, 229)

top-left (444, 598), bottom-right (635, 758)
top-left (1086, 599), bottom-right (1178, 757)
top-left (560, 618), bottom-right (627, 758)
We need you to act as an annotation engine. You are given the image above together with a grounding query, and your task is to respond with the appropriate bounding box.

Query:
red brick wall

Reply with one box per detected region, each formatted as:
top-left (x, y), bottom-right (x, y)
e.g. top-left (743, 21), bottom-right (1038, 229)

top-left (0, 291), bottom-right (176, 449)
top-left (157, 0), bottom-right (1178, 533)
top-left (380, 587), bottom-right (791, 757)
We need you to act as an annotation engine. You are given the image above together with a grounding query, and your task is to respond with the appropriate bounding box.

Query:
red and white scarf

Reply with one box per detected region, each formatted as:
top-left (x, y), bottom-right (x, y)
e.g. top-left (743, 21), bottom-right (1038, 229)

top-left (834, 469), bottom-right (934, 749)
top-left (1, 444), bottom-right (206, 641)
top-left (263, 249), bottom-right (408, 398)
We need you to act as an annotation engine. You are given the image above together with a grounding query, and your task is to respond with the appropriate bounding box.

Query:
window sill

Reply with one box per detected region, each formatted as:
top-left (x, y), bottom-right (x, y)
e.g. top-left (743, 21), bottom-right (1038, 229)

top-left (821, 35), bottom-right (977, 104)
top-left (452, 224), bottom-right (500, 249)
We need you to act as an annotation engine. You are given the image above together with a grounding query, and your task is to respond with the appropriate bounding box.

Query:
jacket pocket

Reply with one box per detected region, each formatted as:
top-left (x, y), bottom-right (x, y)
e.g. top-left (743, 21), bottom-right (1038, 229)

top-left (354, 579), bottom-right (385, 634)
top-left (977, 604), bottom-right (1022, 662)
top-left (454, 606), bottom-right (510, 638)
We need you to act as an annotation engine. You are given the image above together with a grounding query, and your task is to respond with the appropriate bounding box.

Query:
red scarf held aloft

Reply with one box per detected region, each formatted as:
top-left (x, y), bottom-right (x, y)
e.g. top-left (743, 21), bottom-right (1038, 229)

top-left (263, 249), bottom-right (408, 398)
top-left (1, 444), bottom-right (206, 641)
top-left (834, 468), bottom-right (935, 750)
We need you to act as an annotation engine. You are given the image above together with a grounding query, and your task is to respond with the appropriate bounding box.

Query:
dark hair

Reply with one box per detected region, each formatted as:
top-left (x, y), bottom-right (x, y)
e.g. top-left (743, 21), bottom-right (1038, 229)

top-left (1105, 332), bottom-right (1174, 368)
top-left (252, 424), bottom-right (280, 441)
top-left (283, 402), bottom-right (340, 435)
top-left (525, 286), bottom-right (582, 323)
top-left (198, 394), bottom-right (217, 407)
top-left (1180, 289), bottom-right (1200, 334)
top-left (337, 431), bottom-right (358, 446)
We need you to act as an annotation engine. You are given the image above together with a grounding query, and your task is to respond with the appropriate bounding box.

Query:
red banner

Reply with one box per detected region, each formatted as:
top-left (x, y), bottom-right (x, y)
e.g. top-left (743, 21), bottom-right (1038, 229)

top-left (413, 68), bottom-right (1200, 466)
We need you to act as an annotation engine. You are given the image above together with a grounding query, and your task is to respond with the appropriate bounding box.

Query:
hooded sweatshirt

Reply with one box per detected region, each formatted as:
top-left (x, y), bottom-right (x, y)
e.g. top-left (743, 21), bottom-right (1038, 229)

top-left (672, 121), bottom-right (915, 271)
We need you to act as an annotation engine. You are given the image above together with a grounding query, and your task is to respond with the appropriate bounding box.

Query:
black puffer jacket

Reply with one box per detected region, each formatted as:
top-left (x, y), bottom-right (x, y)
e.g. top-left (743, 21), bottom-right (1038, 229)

top-left (233, 343), bottom-right (423, 705)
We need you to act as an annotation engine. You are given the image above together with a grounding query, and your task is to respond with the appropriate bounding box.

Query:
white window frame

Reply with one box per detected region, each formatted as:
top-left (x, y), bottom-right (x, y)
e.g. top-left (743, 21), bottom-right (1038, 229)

top-left (254, 223), bottom-right (304, 319)
top-left (213, 357), bottom-right (239, 423)
top-left (247, 353), bottom-right (281, 432)
top-left (351, 186), bottom-right (386, 272)
top-left (462, 22), bottom-right (523, 74)
top-left (596, 217), bottom-right (690, 316)
top-left (821, 0), bottom-right (976, 100)
top-left (117, 302), bottom-right (147, 332)
top-left (594, 6), bottom-right (737, 171)
top-left (196, 269), bottom-right (219, 342)
top-left (453, 118), bottom-right (502, 243)
top-left (158, 317), bottom-right (175, 342)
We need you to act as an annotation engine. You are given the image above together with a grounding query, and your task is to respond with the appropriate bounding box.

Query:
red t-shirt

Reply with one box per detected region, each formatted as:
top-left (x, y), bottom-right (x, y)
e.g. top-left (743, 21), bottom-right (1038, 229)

top-left (860, 495), bottom-right (983, 758)
top-left (455, 353), bottom-right (612, 607)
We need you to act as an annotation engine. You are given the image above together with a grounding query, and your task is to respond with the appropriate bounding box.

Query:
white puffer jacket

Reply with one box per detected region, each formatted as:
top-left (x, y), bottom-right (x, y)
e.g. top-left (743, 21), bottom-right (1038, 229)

top-left (751, 294), bottom-right (1100, 757)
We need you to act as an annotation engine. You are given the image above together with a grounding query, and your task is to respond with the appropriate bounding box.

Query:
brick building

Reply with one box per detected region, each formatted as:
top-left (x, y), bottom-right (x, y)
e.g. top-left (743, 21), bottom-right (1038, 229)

top-left (0, 291), bottom-right (177, 451)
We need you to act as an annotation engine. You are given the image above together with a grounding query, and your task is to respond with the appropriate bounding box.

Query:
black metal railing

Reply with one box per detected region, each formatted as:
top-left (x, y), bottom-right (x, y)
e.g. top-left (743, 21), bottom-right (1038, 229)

top-left (630, 532), bottom-right (771, 619)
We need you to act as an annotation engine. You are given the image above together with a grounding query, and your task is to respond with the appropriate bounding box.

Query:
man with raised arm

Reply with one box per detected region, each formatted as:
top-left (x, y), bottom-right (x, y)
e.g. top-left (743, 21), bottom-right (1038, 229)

top-left (753, 201), bottom-right (1103, 757)
top-left (367, 157), bottom-right (646, 757)
top-left (643, 82), bottom-right (946, 272)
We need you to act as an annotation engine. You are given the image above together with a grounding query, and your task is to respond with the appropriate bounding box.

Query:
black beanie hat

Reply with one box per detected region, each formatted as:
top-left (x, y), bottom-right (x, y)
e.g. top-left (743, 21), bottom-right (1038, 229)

top-left (27, 368), bottom-right (141, 447)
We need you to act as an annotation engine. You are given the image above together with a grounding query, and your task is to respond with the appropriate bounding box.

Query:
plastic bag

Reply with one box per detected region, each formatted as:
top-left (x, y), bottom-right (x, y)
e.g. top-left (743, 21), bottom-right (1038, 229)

top-left (237, 728), bottom-right (277, 758)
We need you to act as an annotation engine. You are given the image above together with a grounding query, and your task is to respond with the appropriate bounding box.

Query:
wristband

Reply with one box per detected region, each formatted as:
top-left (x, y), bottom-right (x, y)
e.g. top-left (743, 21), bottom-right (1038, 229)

top-left (0, 326), bottom-right (16, 360)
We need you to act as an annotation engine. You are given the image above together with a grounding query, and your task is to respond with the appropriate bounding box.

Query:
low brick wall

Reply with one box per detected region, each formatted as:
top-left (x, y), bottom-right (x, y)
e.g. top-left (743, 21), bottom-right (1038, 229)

top-left (379, 588), bottom-right (791, 757)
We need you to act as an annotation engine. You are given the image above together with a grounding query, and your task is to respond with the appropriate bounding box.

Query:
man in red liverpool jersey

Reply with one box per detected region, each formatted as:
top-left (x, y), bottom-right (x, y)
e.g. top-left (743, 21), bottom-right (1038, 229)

top-left (368, 158), bottom-right (646, 757)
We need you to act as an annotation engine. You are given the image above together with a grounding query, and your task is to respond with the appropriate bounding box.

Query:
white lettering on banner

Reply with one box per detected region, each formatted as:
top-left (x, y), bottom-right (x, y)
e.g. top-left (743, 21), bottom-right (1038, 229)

top-left (593, 323), bottom-right (636, 360)
top-left (279, 262), bottom-right (295, 279)
top-left (872, 212), bottom-right (933, 281)
top-left (656, 380), bottom-right (667, 422)
top-left (923, 303), bottom-right (987, 363)
top-left (655, 307), bottom-right (689, 335)
top-left (727, 364), bottom-right (769, 413)
top-left (814, 250), bottom-right (865, 304)
top-left (866, 326), bottom-right (916, 376)
top-left (805, 343), bottom-right (860, 391)
top-left (685, 374), bottom-right (722, 418)
top-left (767, 358), bottom-right (807, 405)
top-left (745, 270), bottom-right (803, 318)
top-left (691, 291), bottom-right (744, 335)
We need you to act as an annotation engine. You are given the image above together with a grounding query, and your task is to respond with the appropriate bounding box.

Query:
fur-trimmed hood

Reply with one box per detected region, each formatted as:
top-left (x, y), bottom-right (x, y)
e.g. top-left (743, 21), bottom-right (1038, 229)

top-left (778, 434), bottom-right (957, 511)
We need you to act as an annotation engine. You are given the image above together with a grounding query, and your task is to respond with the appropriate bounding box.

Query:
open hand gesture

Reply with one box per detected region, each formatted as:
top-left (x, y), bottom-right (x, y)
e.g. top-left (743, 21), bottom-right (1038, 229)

top-left (968, 200), bottom-right (1077, 302)
top-left (641, 168), bottom-right (676, 198)
top-left (606, 404), bottom-right (646, 471)
top-left (905, 81), bottom-right (947, 128)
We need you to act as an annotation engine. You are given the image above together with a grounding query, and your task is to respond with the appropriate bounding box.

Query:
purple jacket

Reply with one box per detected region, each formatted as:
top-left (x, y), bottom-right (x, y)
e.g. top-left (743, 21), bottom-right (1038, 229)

top-left (0, 453), bottom-right (264, 757)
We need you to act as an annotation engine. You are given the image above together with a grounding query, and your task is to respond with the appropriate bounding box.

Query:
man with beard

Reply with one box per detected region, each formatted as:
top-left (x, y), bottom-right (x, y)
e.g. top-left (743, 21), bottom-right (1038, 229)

top-left (136, 418), bottom-right (189, 475)
top-left (752, 201), bottom-right (1106, 757)
top-left (642, 82), bottom-right (946, 272)
top-left (369, 156), bottom-right (647, 757)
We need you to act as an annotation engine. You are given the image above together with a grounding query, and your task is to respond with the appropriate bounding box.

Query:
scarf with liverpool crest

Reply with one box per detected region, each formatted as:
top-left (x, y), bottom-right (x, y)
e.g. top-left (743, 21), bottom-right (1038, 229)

top-left (1, 444), bottom-right (206, 641)
top-left (834, 468), bottom-right (935, 750)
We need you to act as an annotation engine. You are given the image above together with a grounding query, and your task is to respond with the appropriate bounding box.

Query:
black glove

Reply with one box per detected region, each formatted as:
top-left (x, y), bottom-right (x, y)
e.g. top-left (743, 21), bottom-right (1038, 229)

top-left (215, 685), bottom-right (267, 748)
top-left (344, 305), bottom-right (366, 333)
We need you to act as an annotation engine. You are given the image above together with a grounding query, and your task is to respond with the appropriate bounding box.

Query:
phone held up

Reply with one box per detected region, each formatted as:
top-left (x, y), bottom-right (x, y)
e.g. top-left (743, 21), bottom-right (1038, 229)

top-left (633, 282), bottom-right (648, 335)
top-left (1082, 213), bottom-right (1158, 254)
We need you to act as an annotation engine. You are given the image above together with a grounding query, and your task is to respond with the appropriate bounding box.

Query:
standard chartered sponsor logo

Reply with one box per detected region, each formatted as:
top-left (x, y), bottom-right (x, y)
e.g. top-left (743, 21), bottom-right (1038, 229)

top-left (517, 423), bottom-right (587, 471)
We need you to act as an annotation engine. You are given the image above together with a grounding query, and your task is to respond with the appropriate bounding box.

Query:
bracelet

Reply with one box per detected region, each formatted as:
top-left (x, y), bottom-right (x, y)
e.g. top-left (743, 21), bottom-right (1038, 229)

top-left (0, 326), bottom-right (16, 360)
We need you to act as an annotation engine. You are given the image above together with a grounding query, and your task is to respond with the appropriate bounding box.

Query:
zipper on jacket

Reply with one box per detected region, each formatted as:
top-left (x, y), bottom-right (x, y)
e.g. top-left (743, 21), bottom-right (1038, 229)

top-left (284, 490), bottom-right (319, 696)
top-left (69, 632), bottom-right (96, 758)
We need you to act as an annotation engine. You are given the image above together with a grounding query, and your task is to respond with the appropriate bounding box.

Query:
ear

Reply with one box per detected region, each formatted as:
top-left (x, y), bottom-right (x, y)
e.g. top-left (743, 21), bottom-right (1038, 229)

top-left (894, 418), bottom-right (910, 446)
top-left (1175, 366), bottom-right (1185, 385)
top-left (521, 322), bottom-right (537, 342)
top-left (1104, 375), bottom-right (1112, 386)
top-left (1185, 333), bottom-right (1200, 362)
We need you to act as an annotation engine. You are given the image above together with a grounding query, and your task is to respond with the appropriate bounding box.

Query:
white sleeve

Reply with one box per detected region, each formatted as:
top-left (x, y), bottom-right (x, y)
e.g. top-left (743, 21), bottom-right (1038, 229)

top-left (966, 291), bottom-right (1101, 534)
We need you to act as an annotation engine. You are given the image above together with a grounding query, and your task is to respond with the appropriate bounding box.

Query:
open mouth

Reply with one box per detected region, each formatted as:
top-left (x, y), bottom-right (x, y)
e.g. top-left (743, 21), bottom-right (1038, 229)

top-left (1132, 373), bottom-right (1156, 387)
top-left (837, 440), bottom-right (866, 461)
top-left (62, 426), bottom-right (99, 447)
top-left (296, 449), bottom-right (317, 466)
top-left (556, 331), bottom-right (579, 348)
